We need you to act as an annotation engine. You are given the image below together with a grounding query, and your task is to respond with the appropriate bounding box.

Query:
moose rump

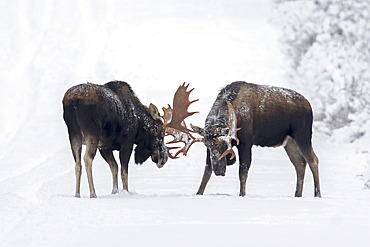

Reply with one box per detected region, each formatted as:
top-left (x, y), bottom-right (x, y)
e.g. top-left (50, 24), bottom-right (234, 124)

top-left (63, 84), bottom-right (126, 151)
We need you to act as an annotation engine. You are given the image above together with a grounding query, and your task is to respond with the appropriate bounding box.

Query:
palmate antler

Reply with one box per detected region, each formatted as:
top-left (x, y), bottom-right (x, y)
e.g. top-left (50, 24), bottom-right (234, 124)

top-left (216, 101), bottom-right (240, 160)
top-left (162, 83), bottom-right (203, 159)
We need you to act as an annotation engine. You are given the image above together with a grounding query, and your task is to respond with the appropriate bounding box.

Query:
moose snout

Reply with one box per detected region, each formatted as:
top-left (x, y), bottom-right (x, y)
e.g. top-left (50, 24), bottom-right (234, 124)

top-left (211, 154), bottom-right (226, 176)
top-left (152, 150), bottom-right (168, 168)
top-left (213, 167), bottom-right (226, 176)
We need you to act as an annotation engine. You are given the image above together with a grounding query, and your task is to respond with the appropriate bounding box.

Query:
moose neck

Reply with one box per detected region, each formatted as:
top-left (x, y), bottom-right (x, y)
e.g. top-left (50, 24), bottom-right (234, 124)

top-left (139, 108), bottom-right (157, 134)
top-left (129, 101), bottom-right (158, 145)
top-left (205, 100), bottom-right (229, 128)
top-left (205, 82), bottom-right (242, 127)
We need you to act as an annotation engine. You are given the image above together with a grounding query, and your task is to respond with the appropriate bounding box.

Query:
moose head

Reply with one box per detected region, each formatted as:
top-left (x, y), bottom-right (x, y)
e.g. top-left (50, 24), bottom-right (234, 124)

top-left (190, 101), bottom-right (240, 176)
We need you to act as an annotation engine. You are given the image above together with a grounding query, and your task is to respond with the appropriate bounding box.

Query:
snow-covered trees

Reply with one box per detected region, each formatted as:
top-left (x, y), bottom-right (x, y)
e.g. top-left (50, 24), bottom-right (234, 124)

top-left (274, 0), bottom-right (370, 142)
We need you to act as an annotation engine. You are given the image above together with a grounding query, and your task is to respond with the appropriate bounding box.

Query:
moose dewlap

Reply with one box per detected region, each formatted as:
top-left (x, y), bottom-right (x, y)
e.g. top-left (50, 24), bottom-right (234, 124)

top-left (191, 81), bottom-right (321, 197)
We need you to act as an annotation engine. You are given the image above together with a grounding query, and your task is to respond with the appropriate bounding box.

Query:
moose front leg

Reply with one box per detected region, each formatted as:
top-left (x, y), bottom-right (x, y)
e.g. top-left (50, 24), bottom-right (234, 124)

top-left (119, 143), bottom-right (133, 192)
top-left (196, 164), bottom-right (212, 195)
top-left (238, 143), bottom-right (252, 197)
top-left (196, 149), bottom-right (212, 195)
top-left (121, 165), bottom-right (129, 192)
top-left (239, 166), bottom-right (249, 197)
top-left (99, 148), bottom-right (119, 194)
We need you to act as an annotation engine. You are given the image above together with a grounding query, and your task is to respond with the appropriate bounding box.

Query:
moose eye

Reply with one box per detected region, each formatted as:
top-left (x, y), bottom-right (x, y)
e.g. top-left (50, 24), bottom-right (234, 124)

top-left (160, 131), bottom-right (165, 138)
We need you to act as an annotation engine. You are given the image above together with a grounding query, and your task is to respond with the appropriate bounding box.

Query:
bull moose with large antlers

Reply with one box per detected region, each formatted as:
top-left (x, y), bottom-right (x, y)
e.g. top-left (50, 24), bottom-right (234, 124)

top-left (63, 81), bottom-right (197, 198)
top-left (191, 81), bottom-right (321, 197)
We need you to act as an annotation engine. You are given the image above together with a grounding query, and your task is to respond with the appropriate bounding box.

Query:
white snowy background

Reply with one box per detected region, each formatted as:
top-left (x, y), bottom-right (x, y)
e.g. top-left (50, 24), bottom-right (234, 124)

top-left (0, 0), bottom-right (369, 246)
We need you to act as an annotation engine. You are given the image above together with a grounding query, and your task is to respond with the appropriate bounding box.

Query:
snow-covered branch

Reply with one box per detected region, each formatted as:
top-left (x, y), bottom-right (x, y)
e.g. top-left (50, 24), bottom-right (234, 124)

top-left (274, 0), bottom-right (370, 142)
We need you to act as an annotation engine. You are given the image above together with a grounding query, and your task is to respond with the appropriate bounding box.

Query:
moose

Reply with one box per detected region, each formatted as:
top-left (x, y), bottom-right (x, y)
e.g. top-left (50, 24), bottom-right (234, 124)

top-left (63, 81), bottom-right (198, 198)
top-left (191, 81), bottom-right (321, 197)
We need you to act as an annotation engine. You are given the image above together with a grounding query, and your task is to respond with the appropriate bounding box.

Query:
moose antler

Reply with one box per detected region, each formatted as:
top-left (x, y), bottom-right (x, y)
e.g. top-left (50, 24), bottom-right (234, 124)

top-left (165, 83), bottom-right (199, 133)
top-left (217, 100), bottom-right (240, 160)
top-left (164, 122), bottom-right (204, 159)
top-left (162, 83), bottom-right (203, 159)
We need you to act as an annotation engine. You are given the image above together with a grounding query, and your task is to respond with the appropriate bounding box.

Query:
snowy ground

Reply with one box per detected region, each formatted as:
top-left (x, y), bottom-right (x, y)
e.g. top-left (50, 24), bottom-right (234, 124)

top-left (0, 0), bottom-right (369, 246)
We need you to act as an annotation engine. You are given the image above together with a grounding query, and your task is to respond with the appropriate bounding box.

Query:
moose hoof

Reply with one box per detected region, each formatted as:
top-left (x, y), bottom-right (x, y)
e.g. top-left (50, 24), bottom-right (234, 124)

top-left (90, 193), bottom-right (97, 198)
top-left (75, 193), bottom-right (81, 198)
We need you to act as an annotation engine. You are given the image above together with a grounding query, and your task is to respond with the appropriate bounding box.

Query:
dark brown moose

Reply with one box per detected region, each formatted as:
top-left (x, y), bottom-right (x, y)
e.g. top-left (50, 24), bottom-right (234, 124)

top-left (191, 81), bottom-right (321, 197)
top-left (63, 81), bottom-right (197, 198)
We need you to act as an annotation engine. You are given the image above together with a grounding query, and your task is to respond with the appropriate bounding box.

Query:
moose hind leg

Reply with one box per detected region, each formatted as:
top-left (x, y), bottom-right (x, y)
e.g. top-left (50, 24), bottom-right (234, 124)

top-left (99, 148), bottom-right (119, 194)
top-left (84, 136), bottom-right (99, 198)
top-left (295, 140), bottom-right (321, 197)
top-left (284, 137), bottom-right (307, 197)
top-left (70, 135), bottom-right (82, 198)
top-left (305, 147), bottom-right (321, 197)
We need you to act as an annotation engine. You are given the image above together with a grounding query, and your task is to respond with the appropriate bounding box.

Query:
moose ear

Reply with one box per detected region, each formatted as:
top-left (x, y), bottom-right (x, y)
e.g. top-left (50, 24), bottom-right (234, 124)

top-left (149, 103), bottom-right (162, 121)
top-left (190, 123), bottom-right (204, 136)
